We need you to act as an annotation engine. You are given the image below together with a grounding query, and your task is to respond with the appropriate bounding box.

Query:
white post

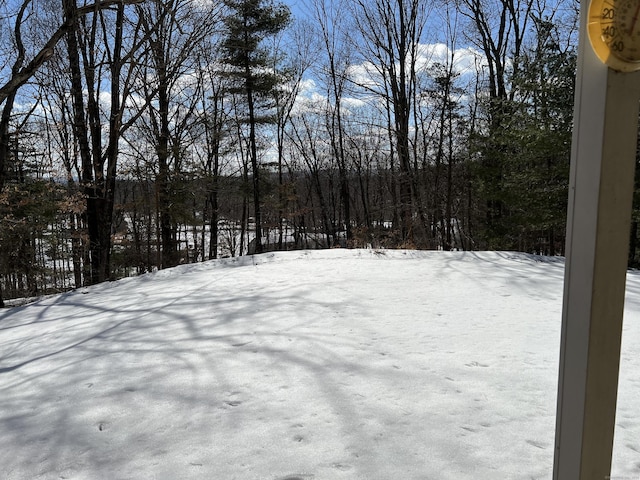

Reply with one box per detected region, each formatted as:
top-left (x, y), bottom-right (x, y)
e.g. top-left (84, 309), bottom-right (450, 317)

top-left (553, 0), bottom-right (640, 477)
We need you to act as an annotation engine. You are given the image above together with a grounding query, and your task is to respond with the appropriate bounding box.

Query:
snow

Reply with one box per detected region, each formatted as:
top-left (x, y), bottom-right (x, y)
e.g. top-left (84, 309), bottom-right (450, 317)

top-left (1, 249), bottom-right (639, 479)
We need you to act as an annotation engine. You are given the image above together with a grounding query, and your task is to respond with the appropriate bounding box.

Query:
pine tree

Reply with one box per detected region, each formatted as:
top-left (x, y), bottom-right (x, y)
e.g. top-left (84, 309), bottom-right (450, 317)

top-left (221, 0), bottom-right (290, 254)
top-left (499, 17), bottom-right (575, 254)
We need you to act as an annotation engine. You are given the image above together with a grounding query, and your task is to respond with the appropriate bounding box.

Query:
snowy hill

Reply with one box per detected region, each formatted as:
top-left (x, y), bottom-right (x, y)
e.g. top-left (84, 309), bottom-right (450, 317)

top-left (1, 250), bottom-right (639, 479)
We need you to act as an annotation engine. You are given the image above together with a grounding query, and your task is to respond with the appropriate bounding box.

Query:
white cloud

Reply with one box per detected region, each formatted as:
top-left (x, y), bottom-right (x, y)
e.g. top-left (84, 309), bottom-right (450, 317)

top-left (298, 77), bottom-right (318, 95)
top-left (416, 43), bottom-right (488, 76)
top-left (288, 43), bottom-right (491, 121)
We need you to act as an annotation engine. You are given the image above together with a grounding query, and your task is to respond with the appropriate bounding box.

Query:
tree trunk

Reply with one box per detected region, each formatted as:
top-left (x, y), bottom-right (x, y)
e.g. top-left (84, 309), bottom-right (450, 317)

top-left (155, 55), bottom-right (179, 268)
top-left (245, 64), bottom-right (263, 254)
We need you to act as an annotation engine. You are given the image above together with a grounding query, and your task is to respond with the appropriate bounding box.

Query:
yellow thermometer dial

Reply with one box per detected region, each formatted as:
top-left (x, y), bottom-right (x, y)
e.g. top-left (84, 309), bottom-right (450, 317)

top-left (588, 0), bottom-right (640, 71)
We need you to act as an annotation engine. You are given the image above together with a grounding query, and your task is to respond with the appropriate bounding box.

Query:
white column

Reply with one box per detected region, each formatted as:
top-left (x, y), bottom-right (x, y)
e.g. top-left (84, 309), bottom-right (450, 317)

top-left (553, 1), bottom-right (640, 477)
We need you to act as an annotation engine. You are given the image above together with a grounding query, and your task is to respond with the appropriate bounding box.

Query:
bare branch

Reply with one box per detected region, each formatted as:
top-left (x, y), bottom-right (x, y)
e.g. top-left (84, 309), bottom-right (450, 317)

top-left (0, 0), bottom-right (144, 106)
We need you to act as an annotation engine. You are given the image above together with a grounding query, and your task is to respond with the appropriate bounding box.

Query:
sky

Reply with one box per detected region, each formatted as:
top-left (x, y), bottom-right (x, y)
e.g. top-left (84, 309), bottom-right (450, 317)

top-left (1, 249), bottom-right (639, 479)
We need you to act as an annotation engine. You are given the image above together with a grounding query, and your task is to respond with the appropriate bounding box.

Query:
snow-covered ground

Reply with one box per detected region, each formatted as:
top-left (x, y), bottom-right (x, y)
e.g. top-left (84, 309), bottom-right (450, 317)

top-left (1, 250), bottom-right (639, 479)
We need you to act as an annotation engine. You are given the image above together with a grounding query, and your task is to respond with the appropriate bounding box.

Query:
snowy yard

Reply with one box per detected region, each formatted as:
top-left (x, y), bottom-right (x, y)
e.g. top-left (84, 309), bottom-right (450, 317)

top-left (1, 250), bottom-right (639, 479)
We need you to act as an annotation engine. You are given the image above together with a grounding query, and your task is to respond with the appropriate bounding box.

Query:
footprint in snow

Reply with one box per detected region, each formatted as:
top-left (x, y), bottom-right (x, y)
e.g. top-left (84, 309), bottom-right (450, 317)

top-left (97, 421), bottom-right (109, 431)
top-left (526, 439), bottom-right (545, 449)
top-left (626, 443), bottom-right (640, 453)
top-left (465, 361), bottom-right (489, 368)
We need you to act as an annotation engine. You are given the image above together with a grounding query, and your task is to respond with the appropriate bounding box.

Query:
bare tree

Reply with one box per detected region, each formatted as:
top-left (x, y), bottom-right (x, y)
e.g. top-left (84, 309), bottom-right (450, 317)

top-left (135, 0), bottom-right (220, 267)
top-left (63, 0), bottom-right (144, 284)
top-left (312, 0), bottom-right (354, 245)
top-left (288, 105), bottom-right (335, 248)
top-left (269, 19), bottom-right (315, 249)
top-left (352, 0), bottom-right (428, 245)
top-left (0, 0), bottom-right (143, 300)
top-left (0, 0), bottom-right (143, 107)
top-left (37, 58), bottom-right (87, 287)
top-left (428, 8), bottom-right (466, 250)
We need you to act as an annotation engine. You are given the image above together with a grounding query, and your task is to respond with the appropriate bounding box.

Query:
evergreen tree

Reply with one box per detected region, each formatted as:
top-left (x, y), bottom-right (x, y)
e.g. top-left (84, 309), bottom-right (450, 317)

top-left (221, 0), bottom-right (290, 254)
top-left (0, 180), bottom-right (62, 299)
top-left (498, 17), bottom-right (575, 254)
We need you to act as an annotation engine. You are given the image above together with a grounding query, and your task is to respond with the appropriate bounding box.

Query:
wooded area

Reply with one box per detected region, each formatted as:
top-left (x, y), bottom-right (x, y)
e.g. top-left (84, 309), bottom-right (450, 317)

top-left (0, 0), bottom-right (608, 305)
